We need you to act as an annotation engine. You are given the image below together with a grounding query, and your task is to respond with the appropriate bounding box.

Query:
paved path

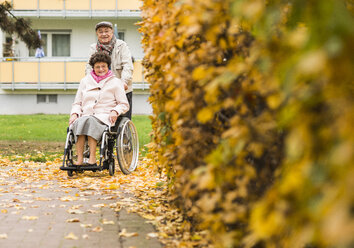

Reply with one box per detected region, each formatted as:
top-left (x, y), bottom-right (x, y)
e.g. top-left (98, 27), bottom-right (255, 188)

top-left (0, 164), bottom-right (163, 248)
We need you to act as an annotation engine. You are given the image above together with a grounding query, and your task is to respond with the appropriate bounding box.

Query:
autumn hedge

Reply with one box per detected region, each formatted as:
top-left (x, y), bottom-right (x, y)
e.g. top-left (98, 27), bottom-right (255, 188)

top-left (140, 0), bottom-right (354, 247)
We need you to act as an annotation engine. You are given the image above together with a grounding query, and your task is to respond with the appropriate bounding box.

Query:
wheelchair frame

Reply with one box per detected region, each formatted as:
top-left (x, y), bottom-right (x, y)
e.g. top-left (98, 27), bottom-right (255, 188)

top-left (60, 117), bottom-right (139, 177)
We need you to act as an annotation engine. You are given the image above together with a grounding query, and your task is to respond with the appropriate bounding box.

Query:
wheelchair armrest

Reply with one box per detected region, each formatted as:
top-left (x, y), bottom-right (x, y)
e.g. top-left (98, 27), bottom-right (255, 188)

top-left (108, 116), bottom-right (123, 134)
top-left (108, 124), bottom-right (117, 134)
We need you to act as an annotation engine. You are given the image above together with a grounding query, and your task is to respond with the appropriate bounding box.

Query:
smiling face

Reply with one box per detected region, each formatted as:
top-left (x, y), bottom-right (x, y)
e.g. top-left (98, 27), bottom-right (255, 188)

top-left (96, 26), bottom-right (114, 44)
top-left (93, 62), bottom-right (109, 76)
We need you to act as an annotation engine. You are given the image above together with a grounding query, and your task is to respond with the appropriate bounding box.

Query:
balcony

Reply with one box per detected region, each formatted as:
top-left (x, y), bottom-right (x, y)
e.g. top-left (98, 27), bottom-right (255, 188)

top-left (0, 0), bottom-right (142, 18)
top-left (0, 57), bottom-right (148, 91)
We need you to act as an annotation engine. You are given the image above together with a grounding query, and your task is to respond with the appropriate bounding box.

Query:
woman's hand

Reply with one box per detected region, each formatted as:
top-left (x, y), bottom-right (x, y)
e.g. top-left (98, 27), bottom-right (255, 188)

top-left (109, 110), bottom-right (119, 124)
top-left (69, 114), bottom-right (78, 125)
top-left (124, 83), bottom-right (128, 90)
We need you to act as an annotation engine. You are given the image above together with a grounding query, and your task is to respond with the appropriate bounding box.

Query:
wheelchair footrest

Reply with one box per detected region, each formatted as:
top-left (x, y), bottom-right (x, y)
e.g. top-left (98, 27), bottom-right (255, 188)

top-left (60, 165), bottom-right (103, 171)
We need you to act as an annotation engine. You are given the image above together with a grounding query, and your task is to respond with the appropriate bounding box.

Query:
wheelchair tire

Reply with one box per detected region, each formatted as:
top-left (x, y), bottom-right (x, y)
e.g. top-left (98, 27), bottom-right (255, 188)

top-left (67, 170), bottom-right (73, 177)
top-left (116, 117), bottom-right (139, 175)
top-left (109, 159), bottom-right (115, 176)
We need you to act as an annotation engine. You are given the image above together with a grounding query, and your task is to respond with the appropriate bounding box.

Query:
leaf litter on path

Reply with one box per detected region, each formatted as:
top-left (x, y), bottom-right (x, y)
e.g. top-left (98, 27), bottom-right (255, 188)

top-left (0, 154), bottom-right (212, 247)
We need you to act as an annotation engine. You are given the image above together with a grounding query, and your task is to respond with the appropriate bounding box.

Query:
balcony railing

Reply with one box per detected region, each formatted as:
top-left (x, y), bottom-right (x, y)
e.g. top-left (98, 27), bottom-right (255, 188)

top-left (0, 57), bottom-right (148, 91)
top-left (1, 0), bottom-right (142, 18)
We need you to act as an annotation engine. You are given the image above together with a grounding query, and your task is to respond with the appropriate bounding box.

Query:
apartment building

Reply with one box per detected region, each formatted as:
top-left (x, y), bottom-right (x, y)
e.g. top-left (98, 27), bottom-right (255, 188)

top-left (0, 0), bottom-right (150, 115)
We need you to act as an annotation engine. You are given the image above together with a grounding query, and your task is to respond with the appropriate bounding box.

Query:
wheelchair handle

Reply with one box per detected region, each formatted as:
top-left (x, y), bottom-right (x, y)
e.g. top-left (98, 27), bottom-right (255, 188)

top-left (108, 124), bottom-right (117, 134)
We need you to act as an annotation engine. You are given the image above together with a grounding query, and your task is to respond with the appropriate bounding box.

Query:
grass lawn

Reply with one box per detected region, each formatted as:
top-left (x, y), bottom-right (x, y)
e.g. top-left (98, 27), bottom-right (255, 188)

top-left (0, 114), bottom-right (152, 154)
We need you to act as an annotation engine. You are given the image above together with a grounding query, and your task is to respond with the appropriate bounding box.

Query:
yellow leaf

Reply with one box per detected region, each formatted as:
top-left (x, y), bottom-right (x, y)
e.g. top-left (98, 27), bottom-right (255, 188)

top-left (107, 184), bottom-right (120, 190)
top-left (102, 219), bottom-right (115, 225)
top-left (297, 50), bottom-right (327, 75)
top-left (192, 66), bottom-right (207, 81)
top-left (80, 223), bottom-right (92, 228)
top-left (119, 228), bottom-right (139, 238)
top-left (146, 232), bottom-right (159, 239)
top-left (64, 232), bottom-right (79, 240)
top-left (66, 218), bottom-right (80, 223)
top-left (197, 108), bottom-right (214, 123)
top-left (91, 226), bottom-right (103, 232)
top-left (0, 234), bottom-right (7, 239)
top-left (22, 216), bottom-right (38, 220)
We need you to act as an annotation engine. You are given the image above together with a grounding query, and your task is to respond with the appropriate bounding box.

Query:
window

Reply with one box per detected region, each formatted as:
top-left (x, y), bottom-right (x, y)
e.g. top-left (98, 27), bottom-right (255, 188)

top-left (117, 31), bottom-right (125, 41)
top-left (37, 94), bottom-right (58, 104)
top-left (37, 95), bottom-right (47, 103)
top-left (52, 34), bottom-right (70, 56)
top-left (29, 31), bottom-right (71, 57)
top-left (48, 95), bottom-right (58, 103)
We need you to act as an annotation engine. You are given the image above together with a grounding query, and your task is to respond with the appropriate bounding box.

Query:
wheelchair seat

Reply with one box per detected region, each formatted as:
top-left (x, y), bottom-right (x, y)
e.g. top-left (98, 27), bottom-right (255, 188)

top-left (60, 116), bottom-right (139, 177)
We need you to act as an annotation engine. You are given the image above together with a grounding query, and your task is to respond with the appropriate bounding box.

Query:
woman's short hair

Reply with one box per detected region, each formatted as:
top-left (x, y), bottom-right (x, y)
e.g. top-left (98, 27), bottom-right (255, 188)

top-left (89, 52), bottom-right (111, 68)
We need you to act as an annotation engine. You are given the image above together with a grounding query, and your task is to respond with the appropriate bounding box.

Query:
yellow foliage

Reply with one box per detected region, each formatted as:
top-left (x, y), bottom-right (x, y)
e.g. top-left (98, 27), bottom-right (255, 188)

top-left (140, 0), bottom-right (354, 247)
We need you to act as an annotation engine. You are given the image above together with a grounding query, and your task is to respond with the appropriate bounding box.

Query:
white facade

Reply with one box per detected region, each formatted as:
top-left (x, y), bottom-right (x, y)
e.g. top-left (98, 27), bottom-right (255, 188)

top-left (0, 12), bottom-right (151, 115)
top-left (0, 91), bottom-right (151, 115)
top-left (12, 18), bottom-right (144, 59)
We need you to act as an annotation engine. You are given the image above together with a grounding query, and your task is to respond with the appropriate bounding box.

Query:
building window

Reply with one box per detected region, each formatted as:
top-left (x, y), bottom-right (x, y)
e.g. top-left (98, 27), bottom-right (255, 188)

top-left (52, 34), bottom-right (70, 56)
top-left (29, 31), bottom-right (71, 57)
top-left (117, 31), bottom-right (125, 41)
top-left (37, 94), bottom-right (58, 104)
top-left (48, 95), bottom-right (58, 103)
top-left (37, 95), bottom-right (47, 103)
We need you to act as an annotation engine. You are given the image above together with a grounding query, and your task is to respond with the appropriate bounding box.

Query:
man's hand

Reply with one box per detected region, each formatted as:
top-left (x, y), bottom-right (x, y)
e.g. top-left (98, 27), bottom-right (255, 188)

top-left (69, 114), bottom-right (78, 125)
top-left (109, 110), bottom-right (119, 124)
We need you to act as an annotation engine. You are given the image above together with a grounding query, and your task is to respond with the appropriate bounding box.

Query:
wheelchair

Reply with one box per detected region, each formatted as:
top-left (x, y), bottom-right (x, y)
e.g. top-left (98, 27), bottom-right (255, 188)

top-left (60, 116), bottom-right (139, 177)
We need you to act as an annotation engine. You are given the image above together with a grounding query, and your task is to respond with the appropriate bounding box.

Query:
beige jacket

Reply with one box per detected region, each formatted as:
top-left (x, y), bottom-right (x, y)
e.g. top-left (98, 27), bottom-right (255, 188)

top-left (85, 39), bottom-right (134, 93)
top-left (71, 73), bottom-right (129, 126)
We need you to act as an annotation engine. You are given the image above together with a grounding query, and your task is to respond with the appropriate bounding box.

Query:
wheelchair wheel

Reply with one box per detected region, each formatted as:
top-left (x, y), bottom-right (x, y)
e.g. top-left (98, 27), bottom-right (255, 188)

top-left (116, 117), bottom-right (139, 174)
top-left (109, 159), bottom-right (115, 176)
top-left (63, 130), bottom-right (75, 177)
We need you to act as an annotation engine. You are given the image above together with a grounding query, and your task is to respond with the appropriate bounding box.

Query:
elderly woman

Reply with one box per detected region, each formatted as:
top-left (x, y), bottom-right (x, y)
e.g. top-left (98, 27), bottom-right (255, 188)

top-left (85, 21), bottom-right (134, 119)
top-left (69, 51), bottom-right (129, 166)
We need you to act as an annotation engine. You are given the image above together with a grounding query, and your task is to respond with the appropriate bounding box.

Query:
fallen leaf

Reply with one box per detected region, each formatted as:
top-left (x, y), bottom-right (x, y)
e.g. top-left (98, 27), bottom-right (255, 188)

top-left (22, 215), bottom-right (38, 220)
top-left (66, 218), bottom-right (80, 223)
top-left (65, 232), bottom-right (78, 240)
top-left (67, 209), bottom-right (85, 214)
top-left (60, 196), bottom-right (78, 202)
top-left (146, 232), bottom-right (159, 239)
top-left (71, 205), bottom-right (83, 209)
top-left (107, 183), bottom-right (120, 190)
top-left (87, 209), bottom-right (99, 214)
top-left (80, 223), bottom-right (92, 228)
top-left (82, 234), bottom-right (89, 239)
top-left (0, 234), bottom-right (7, 239)
top-left (91, 226), bottom-right (103, 232)
top-left (34, 197), bottom-right (51, 201)
top-left (141, 214), bottom-right (156, 220)
top-left (101, 196), bottom-right (117, 200)
top-left (92, 204), bottom-right (105, 208)
top-left (119, 228), bottom-right (139, 238)
top-left (101, 219), bottom-right (115, 225)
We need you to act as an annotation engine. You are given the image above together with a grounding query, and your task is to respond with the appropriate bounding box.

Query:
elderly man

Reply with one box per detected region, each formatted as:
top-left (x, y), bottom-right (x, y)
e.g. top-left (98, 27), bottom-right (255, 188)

top-left (86, 21), bottom-right (134, 119)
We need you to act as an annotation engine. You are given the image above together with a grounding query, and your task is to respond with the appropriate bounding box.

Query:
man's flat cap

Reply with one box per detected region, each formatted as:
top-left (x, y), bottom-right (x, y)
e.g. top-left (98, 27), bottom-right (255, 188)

top-left (95, 21), bottom-right (113, 30)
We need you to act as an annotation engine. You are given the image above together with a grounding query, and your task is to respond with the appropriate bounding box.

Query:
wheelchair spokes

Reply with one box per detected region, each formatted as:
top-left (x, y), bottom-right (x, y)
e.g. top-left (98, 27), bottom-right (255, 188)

top-left (116, 117), bottom-right (139, 175)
